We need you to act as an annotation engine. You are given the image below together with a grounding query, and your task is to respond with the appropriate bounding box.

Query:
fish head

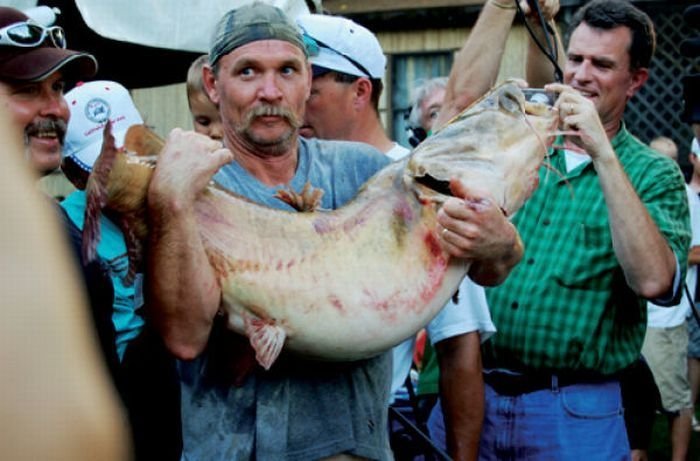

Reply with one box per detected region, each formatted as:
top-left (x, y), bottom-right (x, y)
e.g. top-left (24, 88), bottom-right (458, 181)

top-left (405, 81), bottom-right (558, 216)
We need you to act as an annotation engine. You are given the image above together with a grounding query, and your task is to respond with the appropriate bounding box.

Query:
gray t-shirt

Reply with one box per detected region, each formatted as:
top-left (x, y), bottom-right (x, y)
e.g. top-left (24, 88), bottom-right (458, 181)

top-left (179, 137), bottom-right (393, 461)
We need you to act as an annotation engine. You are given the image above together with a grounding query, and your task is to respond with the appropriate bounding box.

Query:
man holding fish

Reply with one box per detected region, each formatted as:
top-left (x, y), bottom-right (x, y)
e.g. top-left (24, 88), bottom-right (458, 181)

top-left (144, 2), bottom-right (528, 460)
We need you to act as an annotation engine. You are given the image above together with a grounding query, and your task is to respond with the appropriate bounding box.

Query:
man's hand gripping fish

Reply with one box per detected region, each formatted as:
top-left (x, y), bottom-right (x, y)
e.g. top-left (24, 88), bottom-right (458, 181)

top-left (83, 82), bottom-right (558, 369)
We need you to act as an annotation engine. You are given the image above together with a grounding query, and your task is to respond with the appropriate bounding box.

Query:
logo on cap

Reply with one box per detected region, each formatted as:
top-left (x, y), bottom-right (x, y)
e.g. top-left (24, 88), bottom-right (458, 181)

top-left (85, 98), bottom-right (110, 124)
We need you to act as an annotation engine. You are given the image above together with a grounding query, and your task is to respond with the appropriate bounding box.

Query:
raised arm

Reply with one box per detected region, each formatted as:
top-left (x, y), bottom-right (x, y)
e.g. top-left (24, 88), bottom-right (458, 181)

top-left (434, 0), bottom-right (519, 129)
top-left (435, 0), bottom-right (562, 130)
top-left (146, 129), bottom-right (234, 359)
top-left (524, 0), bottom-right (565, 87)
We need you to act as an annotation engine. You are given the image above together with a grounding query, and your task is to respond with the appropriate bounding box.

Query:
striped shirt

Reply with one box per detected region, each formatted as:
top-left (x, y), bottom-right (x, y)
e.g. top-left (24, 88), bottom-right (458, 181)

top-left (484, 125), bottom-right (691, 375)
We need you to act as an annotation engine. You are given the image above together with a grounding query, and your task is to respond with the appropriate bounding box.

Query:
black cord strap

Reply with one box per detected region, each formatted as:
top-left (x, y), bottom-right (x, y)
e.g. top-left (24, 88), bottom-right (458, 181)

top-left (684, 283), bottom-right (700, 326)
top-left (515, 0), bottom-right (564, 83)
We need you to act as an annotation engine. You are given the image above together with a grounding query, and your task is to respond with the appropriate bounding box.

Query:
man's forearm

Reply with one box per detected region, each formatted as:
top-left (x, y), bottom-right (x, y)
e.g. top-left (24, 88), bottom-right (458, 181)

top-left (525, 0), bottom-right (565, 87)
top-left (147, 202), bottom-right (221, 360)
top-left (595, 154), bottom-right (677, 298)
top-left (525, 18), bottom-right (565, 87)
top-left (468, 230), bottom-right (523, 286)
top-left (144, 128), bottom-right (233, 359)
top-left (436, 332), bottom-right (484, 461)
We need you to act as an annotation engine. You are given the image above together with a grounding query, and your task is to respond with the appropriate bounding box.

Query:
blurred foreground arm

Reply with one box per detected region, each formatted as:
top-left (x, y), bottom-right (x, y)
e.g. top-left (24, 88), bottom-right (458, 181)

top-left (0, 107), bottom-right (128, 461)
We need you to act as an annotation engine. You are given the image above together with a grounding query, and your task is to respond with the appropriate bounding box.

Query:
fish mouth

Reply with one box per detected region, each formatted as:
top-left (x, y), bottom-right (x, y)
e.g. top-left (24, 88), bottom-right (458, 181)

top-left (414, 174), bottom-right (453, 197)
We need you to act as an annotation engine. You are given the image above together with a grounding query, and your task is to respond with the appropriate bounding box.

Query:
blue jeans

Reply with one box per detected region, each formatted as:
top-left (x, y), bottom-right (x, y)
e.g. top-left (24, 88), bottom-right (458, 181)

top-left (428, 378), bottom-right (630, 460)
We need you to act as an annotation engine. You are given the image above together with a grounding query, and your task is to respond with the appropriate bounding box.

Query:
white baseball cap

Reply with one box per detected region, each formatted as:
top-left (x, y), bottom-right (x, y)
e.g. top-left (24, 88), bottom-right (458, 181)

top-left (296, 14), bottom-right (386, 79)
top-left (63, 80), bottom-right (143, 172)
top-left (692, 137), bottom-right (700, 156)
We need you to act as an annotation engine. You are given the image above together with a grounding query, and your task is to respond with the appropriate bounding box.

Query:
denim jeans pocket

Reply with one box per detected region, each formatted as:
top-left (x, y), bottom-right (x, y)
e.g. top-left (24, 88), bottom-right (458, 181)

top-left (560, 382), bottom-right (623, 419)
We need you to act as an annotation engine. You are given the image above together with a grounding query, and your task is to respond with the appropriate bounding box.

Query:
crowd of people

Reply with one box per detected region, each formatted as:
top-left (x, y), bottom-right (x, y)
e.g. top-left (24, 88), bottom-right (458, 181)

top-left (2, 0), bottom-right (700, 460)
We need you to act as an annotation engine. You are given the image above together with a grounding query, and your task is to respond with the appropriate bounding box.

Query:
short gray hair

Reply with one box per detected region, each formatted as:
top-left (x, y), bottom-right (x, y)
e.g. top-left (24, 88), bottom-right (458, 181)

top-left (408, 76), bottom-right (448, 128)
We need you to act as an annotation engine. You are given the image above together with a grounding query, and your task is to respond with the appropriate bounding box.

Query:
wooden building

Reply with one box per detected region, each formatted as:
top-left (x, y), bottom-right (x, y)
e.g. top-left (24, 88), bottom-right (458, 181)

top-left (126, 0), bottom-right (699, 168)
top-left (17, 0), bottom-right (695, 176)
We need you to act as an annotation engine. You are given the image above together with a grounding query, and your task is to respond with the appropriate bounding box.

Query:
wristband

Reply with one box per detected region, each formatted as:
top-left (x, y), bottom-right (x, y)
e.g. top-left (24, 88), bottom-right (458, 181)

top-left (490, 0), bottom-right (517, 10)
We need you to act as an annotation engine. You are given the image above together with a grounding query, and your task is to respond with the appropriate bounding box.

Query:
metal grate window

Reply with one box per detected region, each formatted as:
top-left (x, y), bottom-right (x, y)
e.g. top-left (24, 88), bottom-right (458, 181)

top-left (628, 3), bottom-right (698, 167)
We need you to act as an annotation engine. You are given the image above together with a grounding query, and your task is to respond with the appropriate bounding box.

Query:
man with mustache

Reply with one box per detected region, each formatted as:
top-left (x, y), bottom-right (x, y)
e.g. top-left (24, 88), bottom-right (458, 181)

top-left (0, 6), bottom-right (116, 357)
top-left (146, 6), bottom-right (390, 459)
top-left (145, 3), bottom-right (523, 460)
top-left (0, 7), bottom-right (96, 176)
top-left (147, 6), bottom-right (389, 459)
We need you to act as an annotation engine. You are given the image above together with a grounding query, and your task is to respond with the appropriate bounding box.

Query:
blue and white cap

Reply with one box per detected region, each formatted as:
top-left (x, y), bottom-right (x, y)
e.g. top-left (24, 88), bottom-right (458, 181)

top-left (63, 80), bottom-right (143, 172)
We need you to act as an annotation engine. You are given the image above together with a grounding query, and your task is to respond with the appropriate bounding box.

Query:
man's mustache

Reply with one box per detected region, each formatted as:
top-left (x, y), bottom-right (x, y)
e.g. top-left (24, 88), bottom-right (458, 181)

top-left (243, 105), bottom-right (301, 129)
top-left (24, 118), bottom-right (67, 143)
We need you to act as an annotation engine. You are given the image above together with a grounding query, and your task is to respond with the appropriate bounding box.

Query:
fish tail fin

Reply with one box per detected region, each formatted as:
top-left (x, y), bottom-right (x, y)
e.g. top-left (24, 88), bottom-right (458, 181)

top-left (82, 121), bottom-right (116, 263)
top-left (245, 317), bottom-right (286, 370)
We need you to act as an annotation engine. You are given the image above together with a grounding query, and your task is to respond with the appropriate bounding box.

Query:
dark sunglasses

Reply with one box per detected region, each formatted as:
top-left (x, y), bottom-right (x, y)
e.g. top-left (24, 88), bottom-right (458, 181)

top-left (0, 21), bottom-right (66, 49)
top-left (302, 32), bottom-right (372, 79)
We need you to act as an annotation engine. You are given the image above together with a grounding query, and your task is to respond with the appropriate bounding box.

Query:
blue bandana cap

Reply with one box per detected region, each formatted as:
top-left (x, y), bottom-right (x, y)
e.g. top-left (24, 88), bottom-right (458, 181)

top-left (210, 2), bottom-right (307, 67)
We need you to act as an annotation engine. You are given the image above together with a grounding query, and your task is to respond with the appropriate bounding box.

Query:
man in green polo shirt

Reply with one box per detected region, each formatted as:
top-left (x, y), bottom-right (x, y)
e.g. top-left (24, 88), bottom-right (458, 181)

top-left (477, 0), bottom-right (692, 458)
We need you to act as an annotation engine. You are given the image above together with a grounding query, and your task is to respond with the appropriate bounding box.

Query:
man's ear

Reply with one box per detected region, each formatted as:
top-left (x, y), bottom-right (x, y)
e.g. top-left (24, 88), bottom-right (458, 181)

top-left (202, 65), bottom-right (220, 105)
top-left (626, 67), bottom-right (649, 100)
top-left (353, 77), bottom-right (373, 110)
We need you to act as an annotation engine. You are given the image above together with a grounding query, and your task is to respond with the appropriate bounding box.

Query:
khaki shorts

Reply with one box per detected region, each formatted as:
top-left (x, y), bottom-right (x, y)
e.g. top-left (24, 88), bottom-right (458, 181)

top-left (642, 323), bottom-right (692, 413)
top-left (688, 314), bottom-right (700, 358)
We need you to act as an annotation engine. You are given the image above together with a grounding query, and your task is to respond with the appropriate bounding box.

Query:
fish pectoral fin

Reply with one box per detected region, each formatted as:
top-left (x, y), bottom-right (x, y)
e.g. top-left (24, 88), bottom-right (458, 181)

top-left (244, 317), bottom-right (286, 370)
top-left (82, 121), bottom-right (116, 263)
top-left (274, 181), bottom-right (324, 212)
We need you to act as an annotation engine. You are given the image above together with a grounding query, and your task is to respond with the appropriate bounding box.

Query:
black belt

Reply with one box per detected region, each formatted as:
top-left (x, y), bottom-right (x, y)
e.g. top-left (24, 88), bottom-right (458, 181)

top-left (484, 371), bottom-right (612, 396)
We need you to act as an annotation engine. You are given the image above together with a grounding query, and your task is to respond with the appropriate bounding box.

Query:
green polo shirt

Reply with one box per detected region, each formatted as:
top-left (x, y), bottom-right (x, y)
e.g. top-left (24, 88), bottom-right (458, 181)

top-left (484, 125), bottom-right (691, 376)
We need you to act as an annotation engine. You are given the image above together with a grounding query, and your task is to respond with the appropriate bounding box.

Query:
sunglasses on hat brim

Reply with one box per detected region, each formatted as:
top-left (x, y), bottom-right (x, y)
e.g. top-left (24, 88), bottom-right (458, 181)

top-left (0, 21), bottom-right (66, 49)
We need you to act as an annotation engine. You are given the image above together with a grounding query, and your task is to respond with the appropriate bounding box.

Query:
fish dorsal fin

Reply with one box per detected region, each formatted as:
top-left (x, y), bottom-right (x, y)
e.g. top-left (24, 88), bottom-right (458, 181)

top-left (82, 121), bottom-right (116, 263)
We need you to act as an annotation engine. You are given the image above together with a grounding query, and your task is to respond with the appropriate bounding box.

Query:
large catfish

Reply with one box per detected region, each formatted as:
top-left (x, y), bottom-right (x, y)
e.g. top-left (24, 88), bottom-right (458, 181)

top-left (83, 82), bottom-right (557, 369)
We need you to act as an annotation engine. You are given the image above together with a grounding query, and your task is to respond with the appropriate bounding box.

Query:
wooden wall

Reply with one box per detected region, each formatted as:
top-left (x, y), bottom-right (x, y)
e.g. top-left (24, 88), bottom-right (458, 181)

top-left (376, 25), bottom-right (530, 112)
top-left (131, 83), bottom-right (193, 140)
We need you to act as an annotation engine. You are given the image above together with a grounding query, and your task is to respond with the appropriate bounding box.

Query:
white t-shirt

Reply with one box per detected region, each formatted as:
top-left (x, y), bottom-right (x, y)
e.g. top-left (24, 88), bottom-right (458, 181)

top-left (390, 277), bottom-right (496, 397)
top-left (647, 185), bottom-right (700, 328)
top-left (386, 143), bottom-right (410, 161)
